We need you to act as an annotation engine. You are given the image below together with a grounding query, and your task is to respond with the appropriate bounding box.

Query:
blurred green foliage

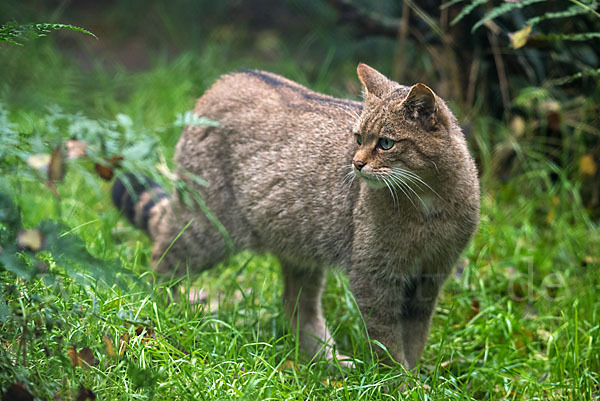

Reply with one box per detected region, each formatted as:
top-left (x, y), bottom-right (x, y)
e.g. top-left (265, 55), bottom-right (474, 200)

top-left (0, 1), bottom-right (599, 399)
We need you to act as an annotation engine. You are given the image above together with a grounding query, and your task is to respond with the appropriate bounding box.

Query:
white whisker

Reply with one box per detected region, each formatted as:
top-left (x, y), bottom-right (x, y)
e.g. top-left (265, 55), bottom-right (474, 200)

top-left (381, 176), bottom-right (398, 207)
top-left (391, 167), bottom-right (444, 201)
top-left (342, 170), bottom-right (355, 186)
top-left (386, 173), bottom-right (418, 209)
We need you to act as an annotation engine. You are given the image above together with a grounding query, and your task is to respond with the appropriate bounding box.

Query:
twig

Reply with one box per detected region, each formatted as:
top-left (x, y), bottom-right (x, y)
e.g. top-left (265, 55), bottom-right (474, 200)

top-left (393, 1), bottom-right (411, 82)
top-left (487, 29), bottom-right (511, 118)
top-left (466, 55), bottom-right (481, 114)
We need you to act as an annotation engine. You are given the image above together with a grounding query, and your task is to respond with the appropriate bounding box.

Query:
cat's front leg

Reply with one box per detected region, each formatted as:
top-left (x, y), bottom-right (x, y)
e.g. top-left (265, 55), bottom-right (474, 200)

top-left (348, 267), bottom-right (410, 367)
top-left (399, 273), bottom-right (446, 369)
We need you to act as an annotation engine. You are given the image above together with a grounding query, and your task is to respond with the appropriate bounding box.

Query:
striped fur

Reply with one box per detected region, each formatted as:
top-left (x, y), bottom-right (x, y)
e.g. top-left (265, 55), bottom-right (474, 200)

top-left (111, 174), bottom-right (167, 232)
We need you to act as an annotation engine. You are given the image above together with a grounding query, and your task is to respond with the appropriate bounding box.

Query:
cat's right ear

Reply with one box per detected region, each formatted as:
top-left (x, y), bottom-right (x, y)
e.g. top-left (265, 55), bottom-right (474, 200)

top-left (357, 63), bottom-right (392, 99)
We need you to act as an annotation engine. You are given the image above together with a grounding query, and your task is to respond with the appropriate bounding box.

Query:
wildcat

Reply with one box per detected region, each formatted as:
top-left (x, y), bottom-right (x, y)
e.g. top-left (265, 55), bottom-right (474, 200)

top-left (112, 63), bottom-right (480, 369)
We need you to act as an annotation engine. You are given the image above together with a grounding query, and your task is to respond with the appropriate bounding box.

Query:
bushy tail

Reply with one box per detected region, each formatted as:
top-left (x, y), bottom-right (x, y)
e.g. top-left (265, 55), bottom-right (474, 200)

top-left (112, 173), bottom-right (167, 233)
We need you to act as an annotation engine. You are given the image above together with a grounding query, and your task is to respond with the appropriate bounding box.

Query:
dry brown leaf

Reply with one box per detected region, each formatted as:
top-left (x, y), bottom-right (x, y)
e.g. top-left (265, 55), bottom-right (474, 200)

top-left (48, 145), bottom-right (66, 183)
top-left (546, 208), bottom-right (555, 225)
top-left (509, 25), bottom-right (532, 49)
top-left (278, 359), bottom-right (298, 371)
top-left (75, 387), bottom-right (96, 401)
top-left (66, 140), bottom-right (87, 159)
top-left (68, 347), bottom-right (97, 369)
top-left (135, 326), bottom-right (156, 340)
top-left (119, 332), bottom-right (130, 356)
top-left (536, 329), bottom-right (553, 342)
top-left (2, 382), bottom-right (35, 401)
top-left (440, 360), bottom-right (451, 368)
top-left (579, 154), bottom-right (597, 176)
top-left (510, 281), bottom-right (529, 301)
top-left (67, 347), bottom-right (80, 367)
top-left (509, 116), bottom-right (526, 136)
top-left (94, 156), bottom-right (123, 181)
top-left (78, 346), bottom-right (97, 368)
top-left (17, 229), bottom-right (43, 251)
top-left (466, 298), bottom-right (480, 322)
top-left (103, 334), bottom-right (115, 358)
top-left (322, 380), bottom-right (343, 388)
top-left (546, 110), bottom-right (561, 131)
top-left (582, 255), bottom-right (598, 267)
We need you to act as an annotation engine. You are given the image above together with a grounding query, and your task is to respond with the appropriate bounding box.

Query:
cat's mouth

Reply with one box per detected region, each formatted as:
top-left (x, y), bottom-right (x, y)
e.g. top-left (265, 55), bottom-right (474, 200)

top-left (353, 170), bottom-right (388, 189)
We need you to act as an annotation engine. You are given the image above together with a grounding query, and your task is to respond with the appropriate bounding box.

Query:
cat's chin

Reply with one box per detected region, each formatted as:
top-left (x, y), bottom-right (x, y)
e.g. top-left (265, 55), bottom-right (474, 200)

top-left (355, 174), bottom-right (388, 189)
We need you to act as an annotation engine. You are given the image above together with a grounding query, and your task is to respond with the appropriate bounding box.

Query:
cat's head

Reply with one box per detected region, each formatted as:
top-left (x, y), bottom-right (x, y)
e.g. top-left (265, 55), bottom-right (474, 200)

top-left (351, 63), bottom-right (455, 195)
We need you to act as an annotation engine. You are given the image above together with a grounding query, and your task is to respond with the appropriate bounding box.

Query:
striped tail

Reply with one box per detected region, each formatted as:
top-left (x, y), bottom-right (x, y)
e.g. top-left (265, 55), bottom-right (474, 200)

top-left (111, 173), bottom-right (167, 233)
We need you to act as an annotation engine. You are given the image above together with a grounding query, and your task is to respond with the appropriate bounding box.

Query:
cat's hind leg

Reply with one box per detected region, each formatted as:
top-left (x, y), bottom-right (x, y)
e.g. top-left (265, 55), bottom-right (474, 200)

top-left (112, 173), bottom-right (227, 275)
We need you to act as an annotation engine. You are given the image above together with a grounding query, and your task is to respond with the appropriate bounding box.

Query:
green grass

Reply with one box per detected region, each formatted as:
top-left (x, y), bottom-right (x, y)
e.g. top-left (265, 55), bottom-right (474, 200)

top-left (1, 39), bottom-right (599, 400)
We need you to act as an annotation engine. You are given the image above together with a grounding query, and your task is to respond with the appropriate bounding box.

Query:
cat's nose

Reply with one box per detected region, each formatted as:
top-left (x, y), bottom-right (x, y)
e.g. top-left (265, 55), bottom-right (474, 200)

top-left (352, 160), bottom-right (366, 170)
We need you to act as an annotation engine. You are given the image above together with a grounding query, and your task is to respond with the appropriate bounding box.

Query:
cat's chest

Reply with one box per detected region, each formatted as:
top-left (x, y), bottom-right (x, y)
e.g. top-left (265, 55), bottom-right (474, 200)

top-left (352, 198), bottom-right (457, 272)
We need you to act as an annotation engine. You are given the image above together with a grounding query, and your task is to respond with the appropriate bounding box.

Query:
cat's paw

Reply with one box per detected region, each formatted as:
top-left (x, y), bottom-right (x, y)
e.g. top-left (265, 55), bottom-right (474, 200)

top-left (330, 353), bottom-right (356, 370)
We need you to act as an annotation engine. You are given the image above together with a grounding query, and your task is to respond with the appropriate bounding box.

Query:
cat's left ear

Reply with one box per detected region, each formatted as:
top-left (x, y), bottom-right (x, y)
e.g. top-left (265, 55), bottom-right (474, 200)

top-left (396, 83), bottom-right (446, 131)
top-left (357, 63), bottom-right (393, 99)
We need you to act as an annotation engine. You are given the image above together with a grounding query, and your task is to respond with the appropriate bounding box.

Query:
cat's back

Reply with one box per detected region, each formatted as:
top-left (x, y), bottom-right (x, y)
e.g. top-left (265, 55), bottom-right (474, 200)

top-left (175, 70), bottom-right (362, 267)
top-left (187, 70), bottom-right (362, 138)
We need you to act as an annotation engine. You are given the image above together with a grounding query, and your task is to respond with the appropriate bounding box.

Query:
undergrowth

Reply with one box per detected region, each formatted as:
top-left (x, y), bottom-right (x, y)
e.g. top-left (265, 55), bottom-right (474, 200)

top-left (0, 25), bottom-right (599, 401)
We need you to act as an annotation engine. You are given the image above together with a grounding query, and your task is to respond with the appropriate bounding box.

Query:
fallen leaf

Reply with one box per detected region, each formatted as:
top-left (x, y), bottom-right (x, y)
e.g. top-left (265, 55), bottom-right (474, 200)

top-left (536, 329), bottom-right (553, 342)
top-left (546, 208), bottom-right (555, 225)
top-left (103, 335), bottom-right (115, 358)
top-left (582, 255), bottom-right (598, 267)
top-left (79, 346), bottom-right (97, 368)
top-left (579, 154), bottom-right (597, 176)
top-left (119, 332), bottom-right (130, 356)
top-left (510, 281), bottom-right (529, 302)
top-left (466, 298), bottom-right (480, 321)
top-left (68, 346), bottom-right (97, 369)
top-left (2, 382), bottom-right (34, 401)
top-left (509, 25), bottom-right (532, 49)
top-left (67, 347), bottom-right (80, 367)
top-left (278, 359), bottom-right (298, 371)
top-left (509, 116), bottom-right (526, 136)
top-left (17, 229), bottom-right (43, 251)
top-left (66, 140), bottom-right (87, 159)
top-left (135, 326), bottom-right (156, 340)
top-left (75, 387), bottom-right (96, 401)
top-left (27, 153), bottom-right (51, 171)
top-left (94, 156), bottom-right (123, 181)
top-left (440, 360), bottom-right (452, 368)
top-left (546, 110), bottom-right (561, 131)
top-left (322, 380), bottom-right (343, 388)
top-left (48, 145), bottom-right (66, 183)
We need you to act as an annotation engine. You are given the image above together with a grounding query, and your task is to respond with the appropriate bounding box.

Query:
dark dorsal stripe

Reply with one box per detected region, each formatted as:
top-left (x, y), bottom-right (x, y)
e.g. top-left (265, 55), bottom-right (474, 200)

top-left (242, 69), bottom-right (363, 112)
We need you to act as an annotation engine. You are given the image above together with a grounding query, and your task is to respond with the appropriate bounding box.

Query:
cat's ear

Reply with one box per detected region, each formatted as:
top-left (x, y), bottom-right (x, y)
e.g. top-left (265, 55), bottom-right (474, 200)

top-left (397, 83), bottom-right (444, 131)
top-left (357, 63), bottom-right (393, 99)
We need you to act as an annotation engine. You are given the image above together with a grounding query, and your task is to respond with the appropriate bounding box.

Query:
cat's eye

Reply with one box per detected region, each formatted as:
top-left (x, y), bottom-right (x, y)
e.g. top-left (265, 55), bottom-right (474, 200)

top-left (356, 134), bottom-right (362, 146)
top-left (378, 138), bottom-right (395, 150)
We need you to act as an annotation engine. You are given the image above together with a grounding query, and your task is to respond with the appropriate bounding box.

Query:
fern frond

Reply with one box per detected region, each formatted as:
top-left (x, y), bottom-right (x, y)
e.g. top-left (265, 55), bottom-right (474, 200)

top-left (450, 0), bottom-right (488, 26)
top-left (527, 3), bottom-right (599, 27)
top-left (546, 67), bottom-right (600, 86)
top-left (569, 0), bottom-right (600, 19)
top-left (0, 22), bottom-right (96, 46)
top-left (535, 32), bottom-right (600, 41)
top-left (471, 0), bottom-right (546, 32)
